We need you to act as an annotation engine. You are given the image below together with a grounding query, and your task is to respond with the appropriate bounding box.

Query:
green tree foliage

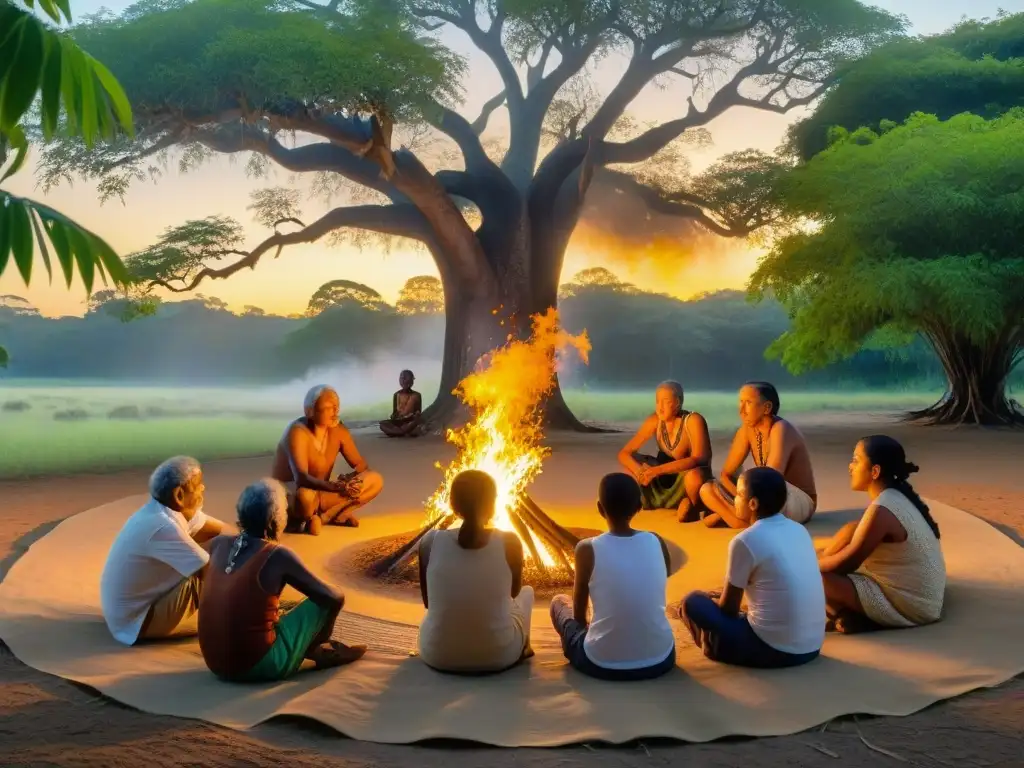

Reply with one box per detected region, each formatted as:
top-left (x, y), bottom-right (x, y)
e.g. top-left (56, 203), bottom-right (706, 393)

top-left (396, 275), bottom-right (443, 315)
top-left (306, 279), bottom-right (387, 315)
top-left (752, 111), bottom-right (1024, 424)
top-left (31, 0), bottom-right (904, 426)
top-left (0, 0), bottom-right (136, 366)
top-left (558, 267), bottom-right (639, 299)
top-left (787, 12), bottom-right (1024, 159)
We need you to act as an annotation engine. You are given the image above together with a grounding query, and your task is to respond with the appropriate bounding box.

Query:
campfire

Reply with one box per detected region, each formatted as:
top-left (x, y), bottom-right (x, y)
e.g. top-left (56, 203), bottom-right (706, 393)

top-left (370, 309), bottom-right (591, 584)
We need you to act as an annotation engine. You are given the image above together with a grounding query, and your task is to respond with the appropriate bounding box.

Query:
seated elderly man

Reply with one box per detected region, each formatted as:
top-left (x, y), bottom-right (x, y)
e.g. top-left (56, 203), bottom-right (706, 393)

top-left (100, 456), bottom-right (226, 645)
top-left (379, 369), bottom-right (424, 438)
top-left (271, 384), bottom-right (384, 534)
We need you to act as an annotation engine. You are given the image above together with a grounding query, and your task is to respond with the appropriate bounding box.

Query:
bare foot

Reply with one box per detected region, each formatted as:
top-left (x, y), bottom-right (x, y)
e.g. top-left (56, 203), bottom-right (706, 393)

top-left (310, 641), bottom-right (367, 669)
top-left (677, 499), bottom-right (701, 523)
top-left (307, 515), bottom-right (322, 536)
top-left (702, 513), bottom-right (723, 528)
top-left (331, 514), bottom-right (359, 528)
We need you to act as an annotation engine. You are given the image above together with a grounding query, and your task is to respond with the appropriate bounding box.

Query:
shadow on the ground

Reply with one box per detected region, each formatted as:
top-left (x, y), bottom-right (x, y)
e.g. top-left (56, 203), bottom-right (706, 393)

top-left (0, 518), bottom-right (67, 583)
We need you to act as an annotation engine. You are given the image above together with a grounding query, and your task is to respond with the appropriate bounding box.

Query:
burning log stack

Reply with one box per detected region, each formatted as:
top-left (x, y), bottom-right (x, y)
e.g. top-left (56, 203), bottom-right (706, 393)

top-left (369, 494), bottom-right (579, 579)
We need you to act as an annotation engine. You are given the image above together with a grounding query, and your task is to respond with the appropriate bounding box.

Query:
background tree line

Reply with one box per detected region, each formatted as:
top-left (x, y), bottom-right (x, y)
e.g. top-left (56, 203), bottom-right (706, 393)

top-left (0, 268), bottom-right (950, 391)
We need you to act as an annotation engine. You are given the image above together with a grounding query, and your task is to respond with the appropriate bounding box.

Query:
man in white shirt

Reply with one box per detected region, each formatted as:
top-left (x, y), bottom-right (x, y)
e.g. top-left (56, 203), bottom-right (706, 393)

top-left (100, 456), bottom-right (225, 645)
top-left (678, 466), bottom-right (825, 668)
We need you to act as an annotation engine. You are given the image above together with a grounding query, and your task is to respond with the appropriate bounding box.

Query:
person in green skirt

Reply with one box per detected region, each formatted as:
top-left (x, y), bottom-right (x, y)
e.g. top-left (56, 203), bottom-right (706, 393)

top-left (618, 381), bottom-right (712, 522)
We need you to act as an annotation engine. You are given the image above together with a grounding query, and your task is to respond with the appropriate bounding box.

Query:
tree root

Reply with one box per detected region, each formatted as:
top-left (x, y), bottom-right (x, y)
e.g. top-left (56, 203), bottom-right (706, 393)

top-left (903, 394), bottom-right (1024, 428)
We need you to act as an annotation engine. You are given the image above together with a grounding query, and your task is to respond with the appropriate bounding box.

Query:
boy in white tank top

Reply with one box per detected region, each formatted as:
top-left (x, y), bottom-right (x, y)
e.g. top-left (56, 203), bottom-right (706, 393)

top-left (549, 473), bottom-right (677, 681)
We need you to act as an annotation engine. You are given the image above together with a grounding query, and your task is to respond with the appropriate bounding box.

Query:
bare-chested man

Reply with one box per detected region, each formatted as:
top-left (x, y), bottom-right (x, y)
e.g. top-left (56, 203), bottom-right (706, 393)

top-left (272, 385), bottom-right (384, 534)
top-left (379, 369), bottom-right (423, 438)
top-left (699, 381), bottom-right (817, 529)
top-left (618, 380), bottom-right (712, 522)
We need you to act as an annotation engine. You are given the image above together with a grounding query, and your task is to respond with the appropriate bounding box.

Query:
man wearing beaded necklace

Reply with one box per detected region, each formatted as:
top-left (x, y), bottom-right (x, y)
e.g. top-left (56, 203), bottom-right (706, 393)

top-left (699, 382), bottom-right (817, 529)
top-left (618, 380), bottom-right (712, 522)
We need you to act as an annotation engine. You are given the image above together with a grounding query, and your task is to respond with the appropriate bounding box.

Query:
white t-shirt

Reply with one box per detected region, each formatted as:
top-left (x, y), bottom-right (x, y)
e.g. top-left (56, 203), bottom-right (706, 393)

top-left (726, 514), bottom-right (825, 655)
top-left (99, 498), bottom-right (211, 645)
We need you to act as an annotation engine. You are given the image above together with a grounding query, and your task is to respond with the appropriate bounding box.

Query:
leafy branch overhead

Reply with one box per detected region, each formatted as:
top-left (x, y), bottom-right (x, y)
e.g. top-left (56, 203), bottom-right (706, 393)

top-left (35, 0), bottom-right (905, 299)
top-left (1, 0), bottom-right (138, 366)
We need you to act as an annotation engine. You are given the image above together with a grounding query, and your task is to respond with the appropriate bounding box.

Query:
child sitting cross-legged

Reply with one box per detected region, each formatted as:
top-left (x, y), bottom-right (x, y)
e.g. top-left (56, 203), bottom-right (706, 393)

top-left (679, 466), bottom-right (825, 668)
top-left (549, 472), bottom-right (677, 681)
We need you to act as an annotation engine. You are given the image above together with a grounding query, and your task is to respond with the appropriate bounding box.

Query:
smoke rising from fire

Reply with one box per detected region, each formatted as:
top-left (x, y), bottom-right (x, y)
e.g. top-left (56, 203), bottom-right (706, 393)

top-left (569, 173), bottom-right (749, 294)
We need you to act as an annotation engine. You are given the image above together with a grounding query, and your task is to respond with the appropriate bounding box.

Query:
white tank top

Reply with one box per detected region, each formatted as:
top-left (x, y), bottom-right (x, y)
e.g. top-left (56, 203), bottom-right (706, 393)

top-left (583, 532), bottom-right (675, 670)
top-left (417, 530), bottom-right (524, 672)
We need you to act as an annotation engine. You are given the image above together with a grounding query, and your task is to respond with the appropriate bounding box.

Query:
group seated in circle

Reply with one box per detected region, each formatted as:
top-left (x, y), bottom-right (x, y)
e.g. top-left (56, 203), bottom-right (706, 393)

top-left (619, 380), bottom-right (817, 528)
top-left (96, 379), bottom-right (947, 683)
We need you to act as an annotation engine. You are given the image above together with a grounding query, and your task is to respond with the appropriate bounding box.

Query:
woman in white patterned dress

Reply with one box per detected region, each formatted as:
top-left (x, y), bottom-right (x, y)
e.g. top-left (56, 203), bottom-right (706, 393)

top-left (817, 435), bottom-right (946, 634)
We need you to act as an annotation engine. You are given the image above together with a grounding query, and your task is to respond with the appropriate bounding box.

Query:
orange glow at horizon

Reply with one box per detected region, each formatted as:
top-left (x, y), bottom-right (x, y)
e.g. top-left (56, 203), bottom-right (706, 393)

top-left (565, 221), bottom-right (763, 298)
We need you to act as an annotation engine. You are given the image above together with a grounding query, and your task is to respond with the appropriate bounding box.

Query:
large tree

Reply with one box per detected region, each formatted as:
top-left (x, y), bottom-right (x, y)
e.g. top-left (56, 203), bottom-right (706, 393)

top-left (751, 111), bottom-right (1024, 426)
top-left (787, 11), bottom-right (1024, 159)
top-left (41, 0), bottom-right (901, 426)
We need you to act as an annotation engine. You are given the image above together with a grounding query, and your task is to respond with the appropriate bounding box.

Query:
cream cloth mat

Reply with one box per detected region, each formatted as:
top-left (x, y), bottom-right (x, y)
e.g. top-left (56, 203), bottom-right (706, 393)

top-left (1, 490), bottom-right (1022, 746)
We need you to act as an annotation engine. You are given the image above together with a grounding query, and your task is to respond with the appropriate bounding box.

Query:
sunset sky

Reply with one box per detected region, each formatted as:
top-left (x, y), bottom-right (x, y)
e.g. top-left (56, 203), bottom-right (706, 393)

top-left (3, 0), bottom-right (1012, 317)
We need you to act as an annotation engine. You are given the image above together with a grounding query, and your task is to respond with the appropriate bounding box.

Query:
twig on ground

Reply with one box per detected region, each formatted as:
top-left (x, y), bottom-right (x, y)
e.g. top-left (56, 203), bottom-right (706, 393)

top-left (637, 741), bottom-right (651, 757)
top-left (854, 717), bottom-right (908, 762)
top-left (803, 742), bottom-right (840, 758)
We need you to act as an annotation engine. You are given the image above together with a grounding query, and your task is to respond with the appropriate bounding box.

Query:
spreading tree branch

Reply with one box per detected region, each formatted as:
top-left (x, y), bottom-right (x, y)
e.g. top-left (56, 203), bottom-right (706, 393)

top-left (470, 90), bottom-right (507, 134)
top-left (598, 168), bottom-right (751, 238)
top-left (151, 204), bottom-right (429, 293)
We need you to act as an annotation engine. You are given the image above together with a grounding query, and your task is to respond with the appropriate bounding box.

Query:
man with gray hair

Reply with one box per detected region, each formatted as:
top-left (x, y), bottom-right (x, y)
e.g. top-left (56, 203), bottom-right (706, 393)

top-left (100, 456), bottom-right (226, 645)
top-left (271, 384), bottom-right (384, 534)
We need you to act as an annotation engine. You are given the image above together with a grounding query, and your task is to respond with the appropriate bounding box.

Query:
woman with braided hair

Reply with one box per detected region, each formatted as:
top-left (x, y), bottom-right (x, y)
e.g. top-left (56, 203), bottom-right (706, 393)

top-left (818, 435), bottom-right (946, 634)
top-left (198, 479), bottom-right (366, 682)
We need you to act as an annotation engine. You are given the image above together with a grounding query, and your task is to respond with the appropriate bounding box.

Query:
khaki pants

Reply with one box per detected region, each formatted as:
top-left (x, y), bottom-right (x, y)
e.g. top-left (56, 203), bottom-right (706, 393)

top-left (138, 573), bottom-right (203, 641)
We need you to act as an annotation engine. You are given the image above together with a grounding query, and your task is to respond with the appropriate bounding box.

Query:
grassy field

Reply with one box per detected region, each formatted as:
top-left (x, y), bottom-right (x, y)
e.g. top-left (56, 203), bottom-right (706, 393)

top-left (0, 383), bottom-right (939, 479)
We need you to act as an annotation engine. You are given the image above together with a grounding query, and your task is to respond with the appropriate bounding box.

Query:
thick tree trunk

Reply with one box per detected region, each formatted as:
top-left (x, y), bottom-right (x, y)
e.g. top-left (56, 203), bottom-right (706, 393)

top-left (420, 276), bottom-right (506, 433)
top-left (906, 332), bottom-right (1024, 426)
top-left (421, 239), bottom-right (611, 433)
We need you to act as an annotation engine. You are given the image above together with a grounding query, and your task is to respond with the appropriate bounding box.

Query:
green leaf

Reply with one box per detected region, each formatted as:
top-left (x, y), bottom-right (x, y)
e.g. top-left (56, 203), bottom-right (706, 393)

top-left (89, 56), bottom-right (134, 137)
top-left (0, 14), bottom-right (44, 132)
top-left (29, 208), bottom-right (53, 282)
top-left (58, 36), bottom-right (80, 135)
top-left (92, 233), bottom-right (129, 285)
top-left (40, 32), bottom-right (63, 139)
top-left (0, 6), bottom-right (23, 50)
top-left (0, 197), bottom-right (12, 276)
top-left (0, 345), bottom-right (8, 368)
top-left (69, 45), bottom-right (99, 145)
top-left (44, 217), bottom-right (75, 287)
top-left (10, 199), bottom-right (33, 284)
top-left (0, 123), bottom-right (28, 182)
top-left (65, 223), bottom-right (96, 292)
top-left (35, 0), bottom-right (64, 24)
top-left (53, 0), bottom-right (72, 24)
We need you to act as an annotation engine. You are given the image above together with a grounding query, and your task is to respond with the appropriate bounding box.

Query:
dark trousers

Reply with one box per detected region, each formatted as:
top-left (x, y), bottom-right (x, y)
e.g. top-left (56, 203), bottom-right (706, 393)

top-left (549, 596), bottom-right (676, 681)
top-left (680, 591), bottom-right (820, 669)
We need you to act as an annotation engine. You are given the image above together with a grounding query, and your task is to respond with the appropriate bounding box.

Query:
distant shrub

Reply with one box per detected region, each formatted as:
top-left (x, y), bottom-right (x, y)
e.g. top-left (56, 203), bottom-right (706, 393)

top-left (54, 409), bottom-right (89, 421)
top-left (108, 405), bottom-right (143, 420)
top-left (144, 406), bottom-right (170, 418)
top-left (1, 400), bottom-right (31, 412)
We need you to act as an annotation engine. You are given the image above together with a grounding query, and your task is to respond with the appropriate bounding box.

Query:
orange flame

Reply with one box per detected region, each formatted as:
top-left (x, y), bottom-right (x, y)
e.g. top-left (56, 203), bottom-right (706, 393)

top-left (424, 309), bottom-right (590, 563)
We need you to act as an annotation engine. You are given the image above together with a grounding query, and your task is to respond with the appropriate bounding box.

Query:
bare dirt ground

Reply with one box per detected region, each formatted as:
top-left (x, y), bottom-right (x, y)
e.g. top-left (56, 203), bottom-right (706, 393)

top-left (1, 416), bottom-right (1023, 767)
